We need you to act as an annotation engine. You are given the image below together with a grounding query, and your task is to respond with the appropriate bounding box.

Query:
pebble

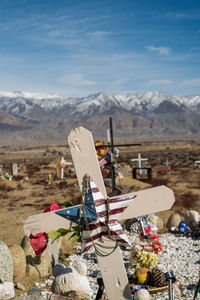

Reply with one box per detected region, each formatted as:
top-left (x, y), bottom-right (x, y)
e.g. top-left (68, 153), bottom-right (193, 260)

top-left (16, 231), bottom-right (200, 300)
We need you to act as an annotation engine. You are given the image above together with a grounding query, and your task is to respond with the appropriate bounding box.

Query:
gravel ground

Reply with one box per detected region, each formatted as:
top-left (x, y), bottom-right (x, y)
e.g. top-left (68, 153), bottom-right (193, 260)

top-left (21, 231), bottom-right (200, 300)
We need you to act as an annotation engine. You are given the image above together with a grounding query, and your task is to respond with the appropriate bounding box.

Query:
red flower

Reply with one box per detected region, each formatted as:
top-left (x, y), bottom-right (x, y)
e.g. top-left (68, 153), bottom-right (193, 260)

top-left (140, 226), bottom-right (160, 241)
top-left (43, 202), bottom-right (62, 213)
top-left (151, 240), bottom-right (163, 254)
top-left (30, 232), bottom-right (48, 255)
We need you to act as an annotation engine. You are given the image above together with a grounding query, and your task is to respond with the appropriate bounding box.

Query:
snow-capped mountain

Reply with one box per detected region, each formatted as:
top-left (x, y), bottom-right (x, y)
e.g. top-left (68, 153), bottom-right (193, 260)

top-left (0, 90), bottom-right (200, 119)
top-left (0, 90), bottom-right (200, 145)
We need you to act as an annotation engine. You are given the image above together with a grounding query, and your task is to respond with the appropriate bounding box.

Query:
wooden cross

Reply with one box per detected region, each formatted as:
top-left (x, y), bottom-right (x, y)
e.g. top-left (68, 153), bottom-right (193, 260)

top-left (24, 127), bottom-right (175, 300)
top-left (56, 156), bottom-right (72, 180)
top-left (131, 153), bottom-right (148, 169)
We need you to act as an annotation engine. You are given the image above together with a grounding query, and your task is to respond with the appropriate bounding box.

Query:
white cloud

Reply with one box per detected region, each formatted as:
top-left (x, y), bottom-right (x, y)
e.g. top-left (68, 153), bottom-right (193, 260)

top-left (147, 79), bottom-right (172, 85)
top-left (87, 31), bottom-right (109, 39)
top-left (146, 46), bottom-right (170, 55)
top-left (59, 73), bottom-right (97, 87)
top-left (181, 78), bottom-right (200, 86)
top-left (166, 11), bottom-right (200, 20)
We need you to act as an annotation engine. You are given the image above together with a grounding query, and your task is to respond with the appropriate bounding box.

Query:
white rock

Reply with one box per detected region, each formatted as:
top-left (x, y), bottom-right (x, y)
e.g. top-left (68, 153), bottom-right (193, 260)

top-left (0, 282), bottom-right (15, 300)
top-left (134, 289), bottom-right (151, 300)
top-left (51, 261), bottom-right (90, 297)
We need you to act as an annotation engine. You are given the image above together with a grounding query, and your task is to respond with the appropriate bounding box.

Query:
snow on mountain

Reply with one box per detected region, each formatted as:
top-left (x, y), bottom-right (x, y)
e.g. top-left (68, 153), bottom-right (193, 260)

top-left (0, 90), bottom-right (200, 119)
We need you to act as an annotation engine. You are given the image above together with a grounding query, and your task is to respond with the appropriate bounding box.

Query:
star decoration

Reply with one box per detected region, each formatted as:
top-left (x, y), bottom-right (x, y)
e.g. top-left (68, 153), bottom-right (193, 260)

top-left (55, 175), bottom-right (136, 252)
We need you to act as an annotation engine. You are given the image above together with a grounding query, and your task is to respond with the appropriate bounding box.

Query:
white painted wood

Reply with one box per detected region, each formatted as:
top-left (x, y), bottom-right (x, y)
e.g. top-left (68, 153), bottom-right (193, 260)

top-left (131, 152), bottom-right (148, 168)
top-left (68, 126), bottom-right (132, 300)
top-left (68, 127), bottom-right (107, 199)
top-left (97, 236), bottom-right (132, 300)
top-left (24, 209), bottom-right (71, 236)
top-left (60, 157), bottom-right (64, 180)
top-left (11, 163), bottom-right (18, 176)
top-left (118, 185), bottom-right (175, 221)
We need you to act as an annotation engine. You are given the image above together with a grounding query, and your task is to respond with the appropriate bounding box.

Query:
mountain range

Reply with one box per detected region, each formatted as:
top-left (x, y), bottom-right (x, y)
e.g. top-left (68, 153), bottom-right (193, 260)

top-left (0, 90), bottom-right (200, 145)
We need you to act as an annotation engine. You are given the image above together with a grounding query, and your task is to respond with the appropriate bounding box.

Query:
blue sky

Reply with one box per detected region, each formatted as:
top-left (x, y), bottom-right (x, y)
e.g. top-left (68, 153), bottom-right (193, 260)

top-left (0, 0), bottom-right (200, 97)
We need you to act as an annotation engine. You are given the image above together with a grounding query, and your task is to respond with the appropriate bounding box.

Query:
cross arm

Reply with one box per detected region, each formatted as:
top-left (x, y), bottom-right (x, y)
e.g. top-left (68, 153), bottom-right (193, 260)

top-left (117, 185), bottom-right (175, 222)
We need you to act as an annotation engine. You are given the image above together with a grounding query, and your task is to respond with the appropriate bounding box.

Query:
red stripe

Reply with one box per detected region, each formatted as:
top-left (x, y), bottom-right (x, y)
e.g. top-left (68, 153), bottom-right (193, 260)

top-left (84, 220), bottom-right (125, 243)
top-left (95, 199), bottom-right (106, 206)
top-left (94, 195), bottom-right (136, 208)
top-left (91, 187), bottom-right (99, 193)
top-left (97, 206), bottom-right (127, 218)
top-left (109, 195), bottom-right (136, 203)
top-left (82, 233), bottom-right (128, 253)
top-left (83, 244), bottom-right (93, 253)
top-left (83, 231), bottom-right (103, 244)
top-left (84, 222), bottom-right (101, 231)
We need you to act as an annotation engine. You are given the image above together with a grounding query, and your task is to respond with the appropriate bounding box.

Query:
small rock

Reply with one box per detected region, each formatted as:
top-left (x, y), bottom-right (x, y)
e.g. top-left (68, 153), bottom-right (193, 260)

top-left (60, 234), bottom-right (78, 256)
top-left (9, 244), bottom-right (26, 281)
top-left (0, 282), bottom-right (15, 300)
top-left (27, 287), bottom-right (42, 296)
top-left (21, 235), bottom-right (51, 278)
top-left (185, 210), bottom-right (200, 227)
top-left (15, 296), bottom-right (45, 300)
top-left (167, 213), bottom-right (182, 229)
top-left (50, 294), bottom-right (87, 300)
top-left (15, 282), bottom-right (26, 291)
top-left (134, 288), bottom-right (151, 300)
top-left (51, 261), bottom-right (90, 297)
top-left (0, 241), bottom-right (13, 283)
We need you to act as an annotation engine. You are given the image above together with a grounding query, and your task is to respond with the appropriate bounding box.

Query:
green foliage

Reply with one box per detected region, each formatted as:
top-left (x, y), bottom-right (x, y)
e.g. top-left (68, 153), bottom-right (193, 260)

top-left (48, 228), bottom-right (72, 242)
top-left (63, 200), bottom-right (75, 207)
top-left (70, 225), bottom-right (83, 243)
top-left (47, 225), bottom-right (83, 243)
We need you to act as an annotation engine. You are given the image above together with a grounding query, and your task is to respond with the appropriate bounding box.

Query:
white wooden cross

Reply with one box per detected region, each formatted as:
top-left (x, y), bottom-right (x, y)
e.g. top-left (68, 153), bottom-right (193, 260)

top-left (131, 153), bottom-right (148, 169)
top-left (56, 156), bottom-right (72, 180)
top-left (24, 127), bottom-right (175, 300)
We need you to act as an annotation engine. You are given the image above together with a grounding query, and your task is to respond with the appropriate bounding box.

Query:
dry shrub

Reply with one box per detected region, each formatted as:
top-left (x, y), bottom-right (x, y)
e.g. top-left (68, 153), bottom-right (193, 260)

top-left (17, 183), bottom-right (23, 190)
top-left (31, 191), bottom-right (45, 197)
top-left (32, 178), bottom-right (48, 185)
top-left (0, 182), bottom-right (15, 192)
top-left (0, 192), bottom-right (9, 199)
top-left (178, 192), bottom-right (199, 209)
top-left (151, 177), bottom-right (169, 187)
top-left (27, 165), bottom-right (40, 176)
top-left (13, 175), bottom-right (24, 181)
top-left (57, 181), bottom-right (68, 189)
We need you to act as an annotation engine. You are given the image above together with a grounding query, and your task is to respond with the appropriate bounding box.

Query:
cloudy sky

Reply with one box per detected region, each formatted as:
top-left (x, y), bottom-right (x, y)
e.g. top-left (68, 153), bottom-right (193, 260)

top-left (0, 0), bottom-right (200, 97)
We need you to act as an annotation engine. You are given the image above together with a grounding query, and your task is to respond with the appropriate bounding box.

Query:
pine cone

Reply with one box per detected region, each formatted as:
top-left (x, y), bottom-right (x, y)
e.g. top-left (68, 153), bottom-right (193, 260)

top-left (148, 267), bottom-right (166, 287)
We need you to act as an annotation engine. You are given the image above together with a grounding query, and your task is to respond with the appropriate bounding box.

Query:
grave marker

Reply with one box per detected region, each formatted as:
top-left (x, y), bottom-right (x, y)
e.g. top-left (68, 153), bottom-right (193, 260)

top-left (11, 163), bottom-right (18, 177)
top-left (131, 153), bottom-right (148, 169)
top-left (24, 127), bottom-right (175, 300)
top-left (56, 157), bottom-right (72, 179)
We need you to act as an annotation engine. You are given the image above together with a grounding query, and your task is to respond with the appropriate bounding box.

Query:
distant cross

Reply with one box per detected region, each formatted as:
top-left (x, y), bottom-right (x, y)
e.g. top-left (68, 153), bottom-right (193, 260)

top-left (24, 127), bottom-right (175, 300)
top-left (131, 153), bottom-right (148, 168)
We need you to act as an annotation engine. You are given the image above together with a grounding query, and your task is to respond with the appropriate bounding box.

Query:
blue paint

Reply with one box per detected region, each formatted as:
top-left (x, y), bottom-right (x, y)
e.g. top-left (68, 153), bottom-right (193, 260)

top-left (55, 180), bottom-right (97, 226)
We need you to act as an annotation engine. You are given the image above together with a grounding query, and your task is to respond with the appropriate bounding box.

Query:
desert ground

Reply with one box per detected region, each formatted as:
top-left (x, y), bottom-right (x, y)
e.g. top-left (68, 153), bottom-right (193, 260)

top-left (0, 139), bottom-right (200, 295)
top-left (0, 139), bottom-right (200, 247)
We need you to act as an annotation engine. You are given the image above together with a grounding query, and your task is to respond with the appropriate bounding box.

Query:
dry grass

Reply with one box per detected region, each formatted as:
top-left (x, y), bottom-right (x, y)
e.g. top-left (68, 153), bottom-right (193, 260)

top-left (0, 140), bottom-right (199, 247)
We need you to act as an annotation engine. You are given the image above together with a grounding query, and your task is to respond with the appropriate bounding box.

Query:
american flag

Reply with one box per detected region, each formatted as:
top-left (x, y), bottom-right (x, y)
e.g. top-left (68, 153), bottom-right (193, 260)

top-left (81, 177), bottom-right (136, 253)
top-left (99, 152), bottom-right (111, 168)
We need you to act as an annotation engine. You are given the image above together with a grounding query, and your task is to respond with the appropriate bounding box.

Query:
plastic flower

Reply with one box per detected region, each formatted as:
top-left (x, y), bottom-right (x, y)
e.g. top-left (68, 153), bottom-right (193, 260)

top-left (140, 226), bottom-right (160, 241)
top-left (30, 232), bottom-right (48, 255)
top-left (43, 202), bottom-right (62, 213)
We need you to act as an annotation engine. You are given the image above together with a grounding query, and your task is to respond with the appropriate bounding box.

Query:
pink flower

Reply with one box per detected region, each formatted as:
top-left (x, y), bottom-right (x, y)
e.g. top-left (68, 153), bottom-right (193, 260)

top-left (30, 232), bottom-right (48, 255)
top-left (140, 226), bottom-right (160, 241)
top-left (43, 202), bottom-right (62, 213)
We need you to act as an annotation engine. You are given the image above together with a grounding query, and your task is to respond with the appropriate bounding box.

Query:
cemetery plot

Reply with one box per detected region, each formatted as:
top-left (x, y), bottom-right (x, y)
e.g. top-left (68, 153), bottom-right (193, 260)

top-left (0, 136), bottom-right (200, 298)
